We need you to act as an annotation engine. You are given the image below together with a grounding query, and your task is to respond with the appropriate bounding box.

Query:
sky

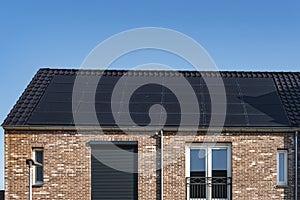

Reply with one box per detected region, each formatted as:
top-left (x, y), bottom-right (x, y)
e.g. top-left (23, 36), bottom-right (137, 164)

top-left (0, 0), bottom-right (300, 190)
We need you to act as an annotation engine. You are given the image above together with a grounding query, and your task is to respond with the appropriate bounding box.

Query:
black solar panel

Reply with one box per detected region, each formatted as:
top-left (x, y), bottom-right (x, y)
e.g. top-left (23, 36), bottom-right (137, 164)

top-left (28, 111), bottom-right (74, 125)
top-left (27, 74), bottom-right (291, 127)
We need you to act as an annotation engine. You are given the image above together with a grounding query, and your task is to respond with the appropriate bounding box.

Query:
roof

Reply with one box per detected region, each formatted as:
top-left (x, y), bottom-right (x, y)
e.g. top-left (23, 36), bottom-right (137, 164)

top-left (2, 68), bottom-right (300, 128)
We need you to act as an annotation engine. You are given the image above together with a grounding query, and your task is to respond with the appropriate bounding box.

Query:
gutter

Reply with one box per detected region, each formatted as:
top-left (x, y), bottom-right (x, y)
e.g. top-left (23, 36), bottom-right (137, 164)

top-left (3, 125), bottom-right (300, 133)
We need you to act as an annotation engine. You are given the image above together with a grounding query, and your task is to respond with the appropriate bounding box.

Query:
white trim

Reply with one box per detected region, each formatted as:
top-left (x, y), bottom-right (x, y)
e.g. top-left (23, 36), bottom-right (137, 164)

top-left (186, 144), bottom-right (191, 178)
top-left (277, 150), bottom-right (288, 186)
top-left (187, 143), bottom-right (232, 178)
top-left (186, 143), bottom-right (231, 200)
top-left (185, 145), bottom-right (190, 200)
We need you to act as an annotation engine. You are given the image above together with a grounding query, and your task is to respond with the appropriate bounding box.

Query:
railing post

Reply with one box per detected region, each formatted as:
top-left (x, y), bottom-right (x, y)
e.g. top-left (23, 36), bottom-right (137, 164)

top-left (207, 177), bottom-right (212, 200)
top-left (186, 178), bottom-right (190, 200)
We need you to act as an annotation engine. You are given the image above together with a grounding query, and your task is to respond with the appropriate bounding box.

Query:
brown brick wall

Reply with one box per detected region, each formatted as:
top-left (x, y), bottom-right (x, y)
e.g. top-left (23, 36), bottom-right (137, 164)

top-left (4, 130), bottom-right (295, 199)
top-left (162, 132), bottom-right (295, 200)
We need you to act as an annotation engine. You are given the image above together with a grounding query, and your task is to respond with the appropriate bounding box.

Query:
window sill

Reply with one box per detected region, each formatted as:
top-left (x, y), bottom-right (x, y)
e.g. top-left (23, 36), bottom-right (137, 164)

top-left (32, 183), bottom-right (44, 187)
top-left (276, 184), bottom-right (288, 188)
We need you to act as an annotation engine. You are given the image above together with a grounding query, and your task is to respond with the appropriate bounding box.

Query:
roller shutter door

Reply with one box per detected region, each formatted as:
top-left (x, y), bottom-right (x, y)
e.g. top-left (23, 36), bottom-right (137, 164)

top-left (91, 142), bottom-right (138, 200)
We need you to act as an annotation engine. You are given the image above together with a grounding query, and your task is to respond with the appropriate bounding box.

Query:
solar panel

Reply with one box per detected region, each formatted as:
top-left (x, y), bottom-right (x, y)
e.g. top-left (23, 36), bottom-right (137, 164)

top-left (94, 92), bottom-right (113, 102)
top-left (27, 74), bottom-right (291, 127)
top-left (41, 92), bottom-right (74, 102)
top-left (185, 77), bottom-right (202, 85)
top-left (76, 102), bottom-right (112, 113)
top-left (247, 114), bottom-right (290, 126)
top-left (204, 103), bottom-right (245, 114)
top-left (75, 112), bottom-right (116, 125)
top-left (245, 104), bottom-right (286, 115)
top-left (46, 83), bottom-right (74, 92)
top-left (129, 94), bottom-right (162, 103)
top-left (28, 112), bottom-right (74, 125)
top-left (34, 102), bottom-right (73, 112)
top-left (204, 113), bottom-right (248, 126)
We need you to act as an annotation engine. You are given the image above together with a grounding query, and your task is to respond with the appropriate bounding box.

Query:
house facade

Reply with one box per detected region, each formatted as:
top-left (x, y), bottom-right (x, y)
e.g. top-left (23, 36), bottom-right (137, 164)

top-left (2, 69), bottom-right (300, 200)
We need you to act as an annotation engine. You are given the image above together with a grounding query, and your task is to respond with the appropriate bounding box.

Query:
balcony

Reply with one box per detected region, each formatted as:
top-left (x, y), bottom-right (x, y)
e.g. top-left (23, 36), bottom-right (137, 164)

top-left (186, 177), bottom-right (232, 200)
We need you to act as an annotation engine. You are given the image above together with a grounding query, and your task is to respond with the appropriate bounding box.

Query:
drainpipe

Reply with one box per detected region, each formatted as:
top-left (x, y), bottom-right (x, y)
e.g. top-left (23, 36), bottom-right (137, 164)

top-left (160, 129), bottom-right (163, 200)
top-left (26, 159), bottom-right (42, 200)
top-left (296, 131), bottom-right (298, 200)
top-left (27, 160), bottom-right (33, 200)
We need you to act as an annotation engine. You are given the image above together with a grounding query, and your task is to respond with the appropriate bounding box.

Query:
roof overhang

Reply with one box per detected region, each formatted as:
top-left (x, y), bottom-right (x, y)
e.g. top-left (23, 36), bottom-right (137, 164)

top-left (3, 125), bottom-right (300, 133)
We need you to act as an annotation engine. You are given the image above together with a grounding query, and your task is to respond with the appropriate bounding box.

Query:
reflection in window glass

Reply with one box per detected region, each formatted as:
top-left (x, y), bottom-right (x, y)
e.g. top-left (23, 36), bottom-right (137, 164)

top-left (190, 149), bottom-right (206, 173)
top-left (33, 148), bottom-right (44, 185)
top-left (212, 149), bottom-right (228, 198)
top-left (212, 149), bottom-right (227, 170)
top-left (277, 151), bottom-right (287, 185)
top-left (190, 149), bottom-right (206, 198)
top-left (278, 153), bottom-right (285, 182)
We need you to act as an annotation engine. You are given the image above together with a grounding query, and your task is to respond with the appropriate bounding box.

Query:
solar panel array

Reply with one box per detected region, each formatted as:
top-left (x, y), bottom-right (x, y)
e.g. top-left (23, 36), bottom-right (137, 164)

top-left (27, 73), bottom-right (291, 127)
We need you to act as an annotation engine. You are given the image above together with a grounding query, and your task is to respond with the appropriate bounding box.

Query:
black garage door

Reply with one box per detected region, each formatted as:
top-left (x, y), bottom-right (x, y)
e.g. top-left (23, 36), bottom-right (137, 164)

top-left (91, 141), bottom-right (138, 200)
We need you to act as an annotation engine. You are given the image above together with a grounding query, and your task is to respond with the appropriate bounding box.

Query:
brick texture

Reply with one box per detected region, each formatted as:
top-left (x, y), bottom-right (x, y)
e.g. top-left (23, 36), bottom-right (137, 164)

top-left (5, 130), bottom-right (295, 200)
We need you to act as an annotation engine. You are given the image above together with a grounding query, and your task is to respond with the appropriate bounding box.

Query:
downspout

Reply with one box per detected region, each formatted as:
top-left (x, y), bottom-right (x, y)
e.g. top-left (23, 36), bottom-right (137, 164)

top-left (160, 129), bottom-right (164, 200)
top-left (296, 131), bottom-right (298, 200)
top-left (28, 162), bottom-right (33, 200)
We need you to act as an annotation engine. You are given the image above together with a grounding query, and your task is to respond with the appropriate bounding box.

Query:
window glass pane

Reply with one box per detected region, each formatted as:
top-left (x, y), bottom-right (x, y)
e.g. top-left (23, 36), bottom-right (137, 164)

top-left (212, 149), bottom-right (228, 198)
top-left (35, 151), bottom-right (43, 163)
top-left (34, 150), bottom-right (43, 184)
top-left (190, 149), bottom-right (206, 172)
top-left (35, 166), bottom-right (43, 182)
top-left (190, 149), bottom-right (206, 198)
top-left (212, 149), bottom-right (227, 175)
top-left (212, 149), bottom-right (227, 170)
top-left (278, 152), bottom-right (285, 182)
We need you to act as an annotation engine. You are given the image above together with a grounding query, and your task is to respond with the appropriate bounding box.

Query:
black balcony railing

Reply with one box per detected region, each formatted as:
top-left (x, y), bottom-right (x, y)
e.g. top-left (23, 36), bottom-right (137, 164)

top-left (186, 177), bottom-right (231, 200)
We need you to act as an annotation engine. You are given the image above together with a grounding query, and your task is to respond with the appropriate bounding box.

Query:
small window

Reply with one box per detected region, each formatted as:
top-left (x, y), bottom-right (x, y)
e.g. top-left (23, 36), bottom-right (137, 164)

top-left (33, 148), bottom-right (44, 186)
top-left (277, 150), bottom-right (287, 186)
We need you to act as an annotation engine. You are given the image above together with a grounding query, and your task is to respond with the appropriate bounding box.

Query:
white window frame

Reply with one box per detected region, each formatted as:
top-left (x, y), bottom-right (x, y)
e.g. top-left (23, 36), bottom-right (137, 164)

top-left (277, 150), bottom-right (288, 186)
top-left (185, 143), bottom-right (231, 200)
top-left (32, 148), bottom-right (44, 186)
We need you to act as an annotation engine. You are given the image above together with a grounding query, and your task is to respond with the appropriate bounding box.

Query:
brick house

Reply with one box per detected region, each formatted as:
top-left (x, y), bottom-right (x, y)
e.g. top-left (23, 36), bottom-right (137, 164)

top-left (2, 68), bottom-right (300, 200)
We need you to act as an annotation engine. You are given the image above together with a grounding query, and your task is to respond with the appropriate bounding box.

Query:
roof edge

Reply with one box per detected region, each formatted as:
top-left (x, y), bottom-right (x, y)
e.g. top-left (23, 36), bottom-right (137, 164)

top-left (39, 68), bottom-right (300, 74)
top-left (3, 125), bottom-right (300, 133)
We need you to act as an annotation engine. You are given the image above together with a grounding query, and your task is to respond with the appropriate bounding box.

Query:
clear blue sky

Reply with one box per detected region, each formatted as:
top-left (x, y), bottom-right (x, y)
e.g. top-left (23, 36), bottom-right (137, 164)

top-left (0, 0), bottom-right (299, 190)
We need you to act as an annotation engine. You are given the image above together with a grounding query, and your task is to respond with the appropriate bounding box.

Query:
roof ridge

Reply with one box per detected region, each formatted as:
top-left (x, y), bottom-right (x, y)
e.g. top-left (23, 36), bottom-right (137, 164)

top-left (38, 68), bottom-right (300, 76)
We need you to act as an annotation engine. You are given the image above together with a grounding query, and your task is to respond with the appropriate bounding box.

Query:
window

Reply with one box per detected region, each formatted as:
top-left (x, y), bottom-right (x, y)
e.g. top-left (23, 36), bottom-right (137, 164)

top-left (32, 148), bottom-right (44, 185)
top-left (186, 144), bottom-right (231, 200)
top-left (277, 150), bottom-right (288, 186)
